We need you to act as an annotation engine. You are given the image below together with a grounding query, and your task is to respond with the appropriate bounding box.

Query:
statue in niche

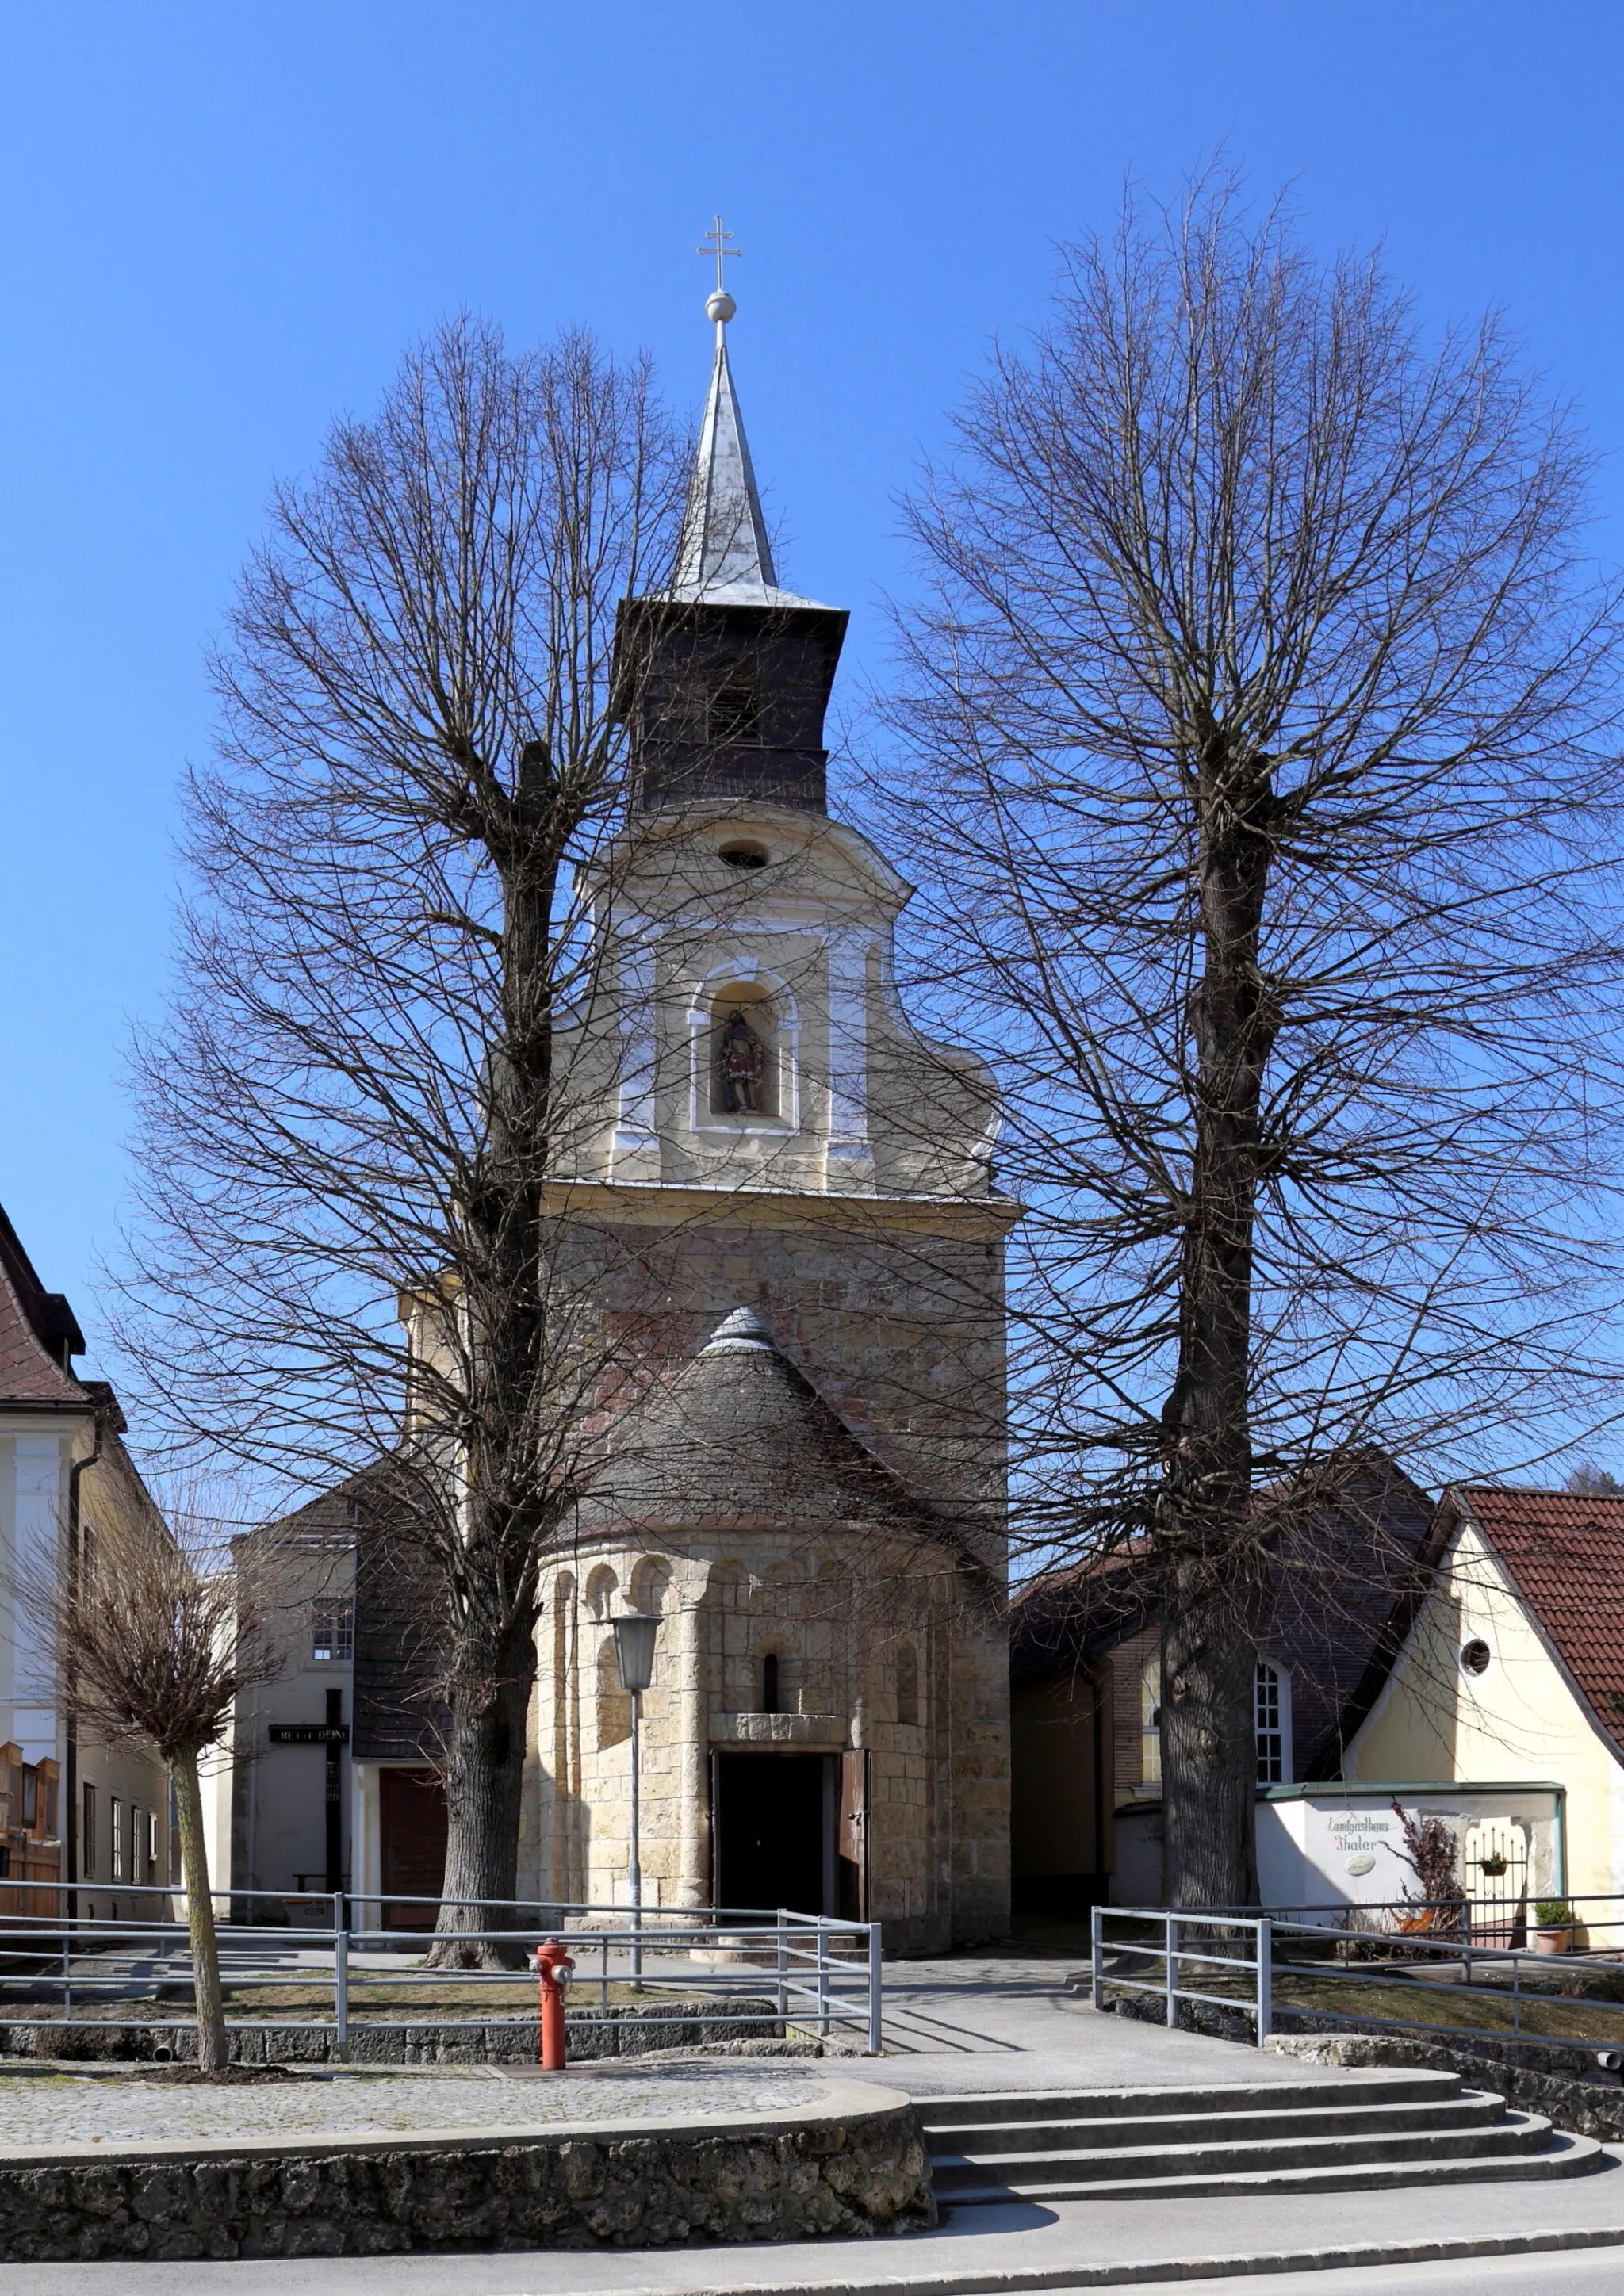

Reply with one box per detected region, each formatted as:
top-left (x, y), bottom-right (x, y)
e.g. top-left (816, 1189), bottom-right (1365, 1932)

top-left (718, 1008), bottom-right (766, 1113)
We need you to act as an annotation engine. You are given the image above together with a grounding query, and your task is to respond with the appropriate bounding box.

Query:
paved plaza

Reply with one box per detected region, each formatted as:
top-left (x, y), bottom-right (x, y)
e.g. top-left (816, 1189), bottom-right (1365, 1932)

top-left (0, 1950), bottom-right (1621, 2290)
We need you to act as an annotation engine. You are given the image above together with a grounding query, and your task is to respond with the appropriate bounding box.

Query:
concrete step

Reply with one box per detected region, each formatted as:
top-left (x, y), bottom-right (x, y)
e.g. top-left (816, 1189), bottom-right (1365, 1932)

top-left (929, 2100), bottom-right (1560, 2191)
top-left (924, 2090), bottom-right (1508, 2156)
top-left (936, 2123), bottom-right (1604, 2203)
top-left (918, 2068), bottom-right (1464, 2126)
top-left (920, 2069), bottom-right (1603, 2204)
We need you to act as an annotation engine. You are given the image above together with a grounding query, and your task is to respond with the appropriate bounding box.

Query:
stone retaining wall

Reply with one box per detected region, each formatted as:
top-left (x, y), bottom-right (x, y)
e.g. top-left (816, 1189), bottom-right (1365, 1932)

top-left (1267, 2028), bottom-right (1624, 2143)
top-left (0, 1998), bottom-right (783, 2066)
top-left (0, 2087), bottom-right (931, 2261)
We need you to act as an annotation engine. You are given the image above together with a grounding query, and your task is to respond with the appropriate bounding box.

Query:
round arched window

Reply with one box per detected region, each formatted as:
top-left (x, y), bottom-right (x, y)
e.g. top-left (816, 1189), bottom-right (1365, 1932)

top-left (1460, 1636), bottom-right (1492, 1677)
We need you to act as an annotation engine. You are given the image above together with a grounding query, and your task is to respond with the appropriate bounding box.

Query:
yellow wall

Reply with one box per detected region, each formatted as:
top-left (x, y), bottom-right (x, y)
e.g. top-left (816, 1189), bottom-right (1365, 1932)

top-left (1350, 1513), bottom-right (1624, 1903)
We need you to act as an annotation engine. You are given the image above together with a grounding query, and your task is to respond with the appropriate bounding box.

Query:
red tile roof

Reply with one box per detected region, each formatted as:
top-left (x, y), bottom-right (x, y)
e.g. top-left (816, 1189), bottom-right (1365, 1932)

top-left (1457, 1485), bottom-right (1624, 1749)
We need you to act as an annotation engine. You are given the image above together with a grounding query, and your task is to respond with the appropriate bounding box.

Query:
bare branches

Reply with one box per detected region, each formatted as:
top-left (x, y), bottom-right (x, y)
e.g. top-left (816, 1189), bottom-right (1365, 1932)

top-left (880, 171), bottom-right (1624, 1900)
top-left (111, 316), bottom-right (688, 1934)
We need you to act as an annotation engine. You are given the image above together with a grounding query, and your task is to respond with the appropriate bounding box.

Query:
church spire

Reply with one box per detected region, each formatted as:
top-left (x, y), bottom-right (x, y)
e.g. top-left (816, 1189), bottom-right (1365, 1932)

top-left (668, 226), bottom-right (779, 600)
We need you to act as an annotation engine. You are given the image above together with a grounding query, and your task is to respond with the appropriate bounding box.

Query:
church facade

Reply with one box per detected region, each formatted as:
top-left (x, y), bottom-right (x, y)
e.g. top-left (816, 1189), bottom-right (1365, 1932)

top-left (523, 284), bottom-right (1015, 1953)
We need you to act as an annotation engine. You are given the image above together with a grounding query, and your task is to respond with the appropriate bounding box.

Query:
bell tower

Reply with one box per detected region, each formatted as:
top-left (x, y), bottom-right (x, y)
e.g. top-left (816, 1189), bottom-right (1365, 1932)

top-left (615, 267), bottom-right (848, 816)
top-left (538, 250), bottom-right (1013, 1953)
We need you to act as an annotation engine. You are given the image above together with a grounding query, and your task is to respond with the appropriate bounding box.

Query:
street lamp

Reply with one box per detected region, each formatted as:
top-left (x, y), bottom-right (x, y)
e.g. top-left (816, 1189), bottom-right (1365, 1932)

top-left (611, 1612), bottom-right (660, 1979)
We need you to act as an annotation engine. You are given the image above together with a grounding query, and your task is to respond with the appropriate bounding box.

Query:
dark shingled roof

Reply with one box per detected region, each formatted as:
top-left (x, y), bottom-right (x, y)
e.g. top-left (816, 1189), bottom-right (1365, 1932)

top-left (0, 1203), bottom-right (88, 1409)
top-left (1010, 1451), bottom-right (1436, 1781)
top-left (582, 1307), bottom-right (944, 1540)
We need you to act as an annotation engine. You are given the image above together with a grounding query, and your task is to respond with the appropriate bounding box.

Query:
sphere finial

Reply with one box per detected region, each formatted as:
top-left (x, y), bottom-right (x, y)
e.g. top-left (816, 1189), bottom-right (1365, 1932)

top-left (697, 216), bottom-right (741, 331)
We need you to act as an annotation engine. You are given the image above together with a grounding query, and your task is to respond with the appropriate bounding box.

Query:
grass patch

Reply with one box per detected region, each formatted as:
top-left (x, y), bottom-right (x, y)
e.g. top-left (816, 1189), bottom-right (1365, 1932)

top-left (1107, 1954), bottom-right (1624, 2045)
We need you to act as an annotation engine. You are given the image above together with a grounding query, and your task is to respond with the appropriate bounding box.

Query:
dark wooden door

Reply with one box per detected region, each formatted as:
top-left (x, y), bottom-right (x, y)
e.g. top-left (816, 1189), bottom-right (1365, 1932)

top-left (379, 1766), bottom-right (446, 1929)
top-left (711, 1753), bottom-right (826, 1916)
top-left (837, 1749), bottom-right (868, 1921)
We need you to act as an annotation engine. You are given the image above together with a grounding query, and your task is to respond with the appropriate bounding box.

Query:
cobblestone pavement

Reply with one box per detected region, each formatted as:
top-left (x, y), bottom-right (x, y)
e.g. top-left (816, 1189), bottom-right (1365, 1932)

top-left (0, 2060), bottom-right (836, 2149)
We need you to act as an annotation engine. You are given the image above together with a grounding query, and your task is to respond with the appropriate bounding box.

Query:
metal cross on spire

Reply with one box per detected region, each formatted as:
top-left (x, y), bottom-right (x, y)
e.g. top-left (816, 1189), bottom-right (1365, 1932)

top-left (697, 213), bottom-right (741, 297)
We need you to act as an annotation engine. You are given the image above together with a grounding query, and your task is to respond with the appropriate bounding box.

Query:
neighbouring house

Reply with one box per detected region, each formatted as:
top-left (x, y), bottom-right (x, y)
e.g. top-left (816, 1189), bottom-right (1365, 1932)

top-left (218, 1478), bottom-right (361, 1923)
top-left (1345, 1483), bottom-right (1624, 1923)
top-left (0, 1203), bottom-right (170, 1915)
top-left (1009, 1452), bottom-right (1436, 1916)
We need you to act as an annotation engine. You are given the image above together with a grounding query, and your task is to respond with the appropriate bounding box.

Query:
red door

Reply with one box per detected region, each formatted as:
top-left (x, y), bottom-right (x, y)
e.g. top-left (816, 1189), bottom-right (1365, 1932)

top-left (379, 1767), bottom-right (446, 1929)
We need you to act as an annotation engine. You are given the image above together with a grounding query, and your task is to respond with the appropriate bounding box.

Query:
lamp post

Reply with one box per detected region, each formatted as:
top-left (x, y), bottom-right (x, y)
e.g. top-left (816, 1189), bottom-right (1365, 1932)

top-left (611, 1612), bottom-right (660, 1980)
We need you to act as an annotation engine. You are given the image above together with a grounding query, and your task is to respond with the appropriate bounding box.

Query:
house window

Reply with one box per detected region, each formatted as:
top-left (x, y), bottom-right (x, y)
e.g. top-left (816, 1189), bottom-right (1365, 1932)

top-left (148, 1809), bottom-right (160, 1885)
top-left (110, 1797), bottom-right (124, 1882)
top-left (19, 1769), bottom-right (37, 1830)
top-left (82, 1783), bottom-right (96, 1879)
top-left (762, 1651), bottom-right (780, 1714)
top-left (312, 1598), bottom-right (354, 1663)
top-left (1255, 1662), bottom-right (1292, 1785)
top-left (1460, 1636), bottom-right (1492, 1677)
top-left (1140, 1659), bottom-right (1162, 1786)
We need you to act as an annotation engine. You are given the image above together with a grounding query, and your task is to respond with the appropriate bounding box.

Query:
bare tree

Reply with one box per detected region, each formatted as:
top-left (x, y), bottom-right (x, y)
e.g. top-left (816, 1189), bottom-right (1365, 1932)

top-left (31, 1510), bottom-right (273, 2071)
top-left (881, 176), bottom-right (1624, 1906)
top-left (114, 317), bottom-right (686, 1958)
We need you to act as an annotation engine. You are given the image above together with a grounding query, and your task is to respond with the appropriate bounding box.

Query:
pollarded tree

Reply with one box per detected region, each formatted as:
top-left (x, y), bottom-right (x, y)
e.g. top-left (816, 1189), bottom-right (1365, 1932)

top-left (116, 317), bottom-right (686, 1957)
top-left (883, 178), bottom-right (1624, 1906)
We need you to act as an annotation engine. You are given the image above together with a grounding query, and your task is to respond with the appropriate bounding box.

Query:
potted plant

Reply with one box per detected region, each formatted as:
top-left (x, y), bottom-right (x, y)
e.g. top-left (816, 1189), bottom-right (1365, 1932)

top-left (1533, 1898), bottom-right (1576, 1954)
top-left (1479, 1853), bottom-right (1508, 1877)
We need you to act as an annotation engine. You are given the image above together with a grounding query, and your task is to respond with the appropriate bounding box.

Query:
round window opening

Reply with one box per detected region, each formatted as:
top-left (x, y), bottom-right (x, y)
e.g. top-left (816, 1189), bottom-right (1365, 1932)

top-left (1460, 1636), bottom-right (1492, 1677)
top-left (718, 842), bottom-right (768, 870)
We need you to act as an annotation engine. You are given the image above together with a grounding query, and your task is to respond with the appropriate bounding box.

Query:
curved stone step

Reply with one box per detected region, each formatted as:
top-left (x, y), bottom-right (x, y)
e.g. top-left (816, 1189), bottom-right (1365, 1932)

top-left (919, 2069), bottom-right (1464, 2126)
top-left (937, 2124), bottom-right (1604, 2202)
top-left (925, 2090), bottom-right (1509, 2154)
top-left (931, 2102), bottom-right (1562, 2193)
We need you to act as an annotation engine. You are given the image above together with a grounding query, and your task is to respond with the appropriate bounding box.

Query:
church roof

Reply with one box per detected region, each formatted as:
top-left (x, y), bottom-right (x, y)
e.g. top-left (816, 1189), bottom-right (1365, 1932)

top-left (584, 1307), bottom-right (944, 1540)
top-left (662, 305), bottom-right (834, 613)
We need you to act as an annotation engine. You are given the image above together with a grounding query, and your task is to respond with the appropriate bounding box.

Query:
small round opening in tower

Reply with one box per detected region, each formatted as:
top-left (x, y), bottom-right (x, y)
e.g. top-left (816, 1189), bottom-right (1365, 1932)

top-left (718, 841), bottom-right (768, 870)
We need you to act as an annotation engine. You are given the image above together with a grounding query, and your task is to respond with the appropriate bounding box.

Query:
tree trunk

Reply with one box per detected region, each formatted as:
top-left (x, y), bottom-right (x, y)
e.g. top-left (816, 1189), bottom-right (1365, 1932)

top-left (169, 1749), bottom-right (228, 2071)
top-left (429, 1613), bottom-right (537, 1967)
top-left (431, 737), bottom-right (561, 1968)
top-left (1159, 734), bottom-right (1278, 1908)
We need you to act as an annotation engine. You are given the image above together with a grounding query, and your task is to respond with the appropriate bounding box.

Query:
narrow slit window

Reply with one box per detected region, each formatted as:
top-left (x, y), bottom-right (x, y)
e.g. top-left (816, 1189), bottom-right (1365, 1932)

top-left (762, 1651), bottom-right (779, 1713)
top-left (896, 1643), bottom-right (919, 1727)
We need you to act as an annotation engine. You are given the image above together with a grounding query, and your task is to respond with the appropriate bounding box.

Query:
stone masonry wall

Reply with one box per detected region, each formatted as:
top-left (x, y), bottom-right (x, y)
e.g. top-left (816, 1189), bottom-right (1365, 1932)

top-left (0, 2096), bottom-right (932, 2261)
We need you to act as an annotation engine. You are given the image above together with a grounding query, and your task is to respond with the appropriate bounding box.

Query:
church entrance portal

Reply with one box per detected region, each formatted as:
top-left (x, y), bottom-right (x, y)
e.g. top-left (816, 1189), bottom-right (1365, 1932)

top-left (710, 1751), bottom-right (868, 1920)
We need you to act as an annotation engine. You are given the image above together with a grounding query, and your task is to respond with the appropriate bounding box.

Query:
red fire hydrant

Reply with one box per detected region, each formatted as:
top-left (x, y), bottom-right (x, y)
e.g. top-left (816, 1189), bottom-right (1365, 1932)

top-left (534, 1938), bottom-right (575, 2071)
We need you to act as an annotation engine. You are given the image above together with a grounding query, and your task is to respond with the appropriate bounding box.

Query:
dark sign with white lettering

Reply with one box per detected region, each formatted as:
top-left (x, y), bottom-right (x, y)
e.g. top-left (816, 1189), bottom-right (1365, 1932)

top-left (268, 1724), bottom-right (350, 1745)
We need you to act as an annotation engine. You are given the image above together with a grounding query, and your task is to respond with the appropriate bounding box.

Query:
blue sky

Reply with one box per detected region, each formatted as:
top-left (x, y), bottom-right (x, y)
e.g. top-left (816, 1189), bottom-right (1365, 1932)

top-left (4, 0), bottom-right (1623, 1361)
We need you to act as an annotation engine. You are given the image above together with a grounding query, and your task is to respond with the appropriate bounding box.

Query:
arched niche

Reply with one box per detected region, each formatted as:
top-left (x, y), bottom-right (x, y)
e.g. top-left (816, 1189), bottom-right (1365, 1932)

top-left (710, 979), bottom-right (780, 1118)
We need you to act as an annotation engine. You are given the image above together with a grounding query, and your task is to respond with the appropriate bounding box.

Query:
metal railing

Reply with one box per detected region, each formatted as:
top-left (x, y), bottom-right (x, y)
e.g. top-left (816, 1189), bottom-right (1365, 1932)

top-left (1092, 1907), bottom-right (1275, 2038)
top-left (1095, 1896), bottom-right (1624, 2066)
top-left (0, 1881), bottom-right (883, 2057)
